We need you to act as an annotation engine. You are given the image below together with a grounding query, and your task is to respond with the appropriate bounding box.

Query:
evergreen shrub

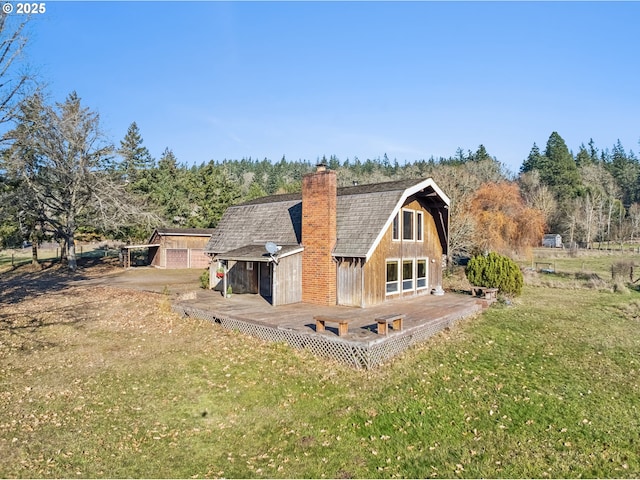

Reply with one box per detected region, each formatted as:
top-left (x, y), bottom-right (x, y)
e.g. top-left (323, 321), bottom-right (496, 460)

top-left (199, 269), bottom-right (209, 289)
top-left (465, 251), bottom-right (523, 296)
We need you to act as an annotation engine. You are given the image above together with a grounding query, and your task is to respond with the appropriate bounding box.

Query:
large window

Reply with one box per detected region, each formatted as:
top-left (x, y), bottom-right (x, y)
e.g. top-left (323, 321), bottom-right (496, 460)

top-left (417, 259), bottom-right (428, 289)
top-left (386, 261), bottom-right (399, 294)
top-left (402, 260), bottom-right (414, 291)
top-left (402, 210), bottom-right (414, 240)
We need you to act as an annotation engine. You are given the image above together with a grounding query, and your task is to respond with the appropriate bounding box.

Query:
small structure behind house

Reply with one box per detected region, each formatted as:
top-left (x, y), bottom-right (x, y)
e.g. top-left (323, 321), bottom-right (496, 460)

top-left (121, 228), bottom-right (214, 268)
top-left (542, 233), bottom-right (562, 248)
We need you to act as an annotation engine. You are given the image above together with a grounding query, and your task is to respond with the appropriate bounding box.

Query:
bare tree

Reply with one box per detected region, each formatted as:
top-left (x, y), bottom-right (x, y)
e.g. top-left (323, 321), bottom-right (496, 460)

top-left (4, 92), bottom-right (159, 270)
top-left (0, 12), bottom-right (33, 128)
top-left (518, 170), bottom-right (557, 228)
top-left (629, 203), bottom-right (640, 243)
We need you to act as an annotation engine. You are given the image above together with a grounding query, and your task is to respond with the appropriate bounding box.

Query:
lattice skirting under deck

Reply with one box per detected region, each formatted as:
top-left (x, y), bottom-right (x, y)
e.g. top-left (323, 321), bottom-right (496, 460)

top-left (172, 304), bottom-right (473, 369)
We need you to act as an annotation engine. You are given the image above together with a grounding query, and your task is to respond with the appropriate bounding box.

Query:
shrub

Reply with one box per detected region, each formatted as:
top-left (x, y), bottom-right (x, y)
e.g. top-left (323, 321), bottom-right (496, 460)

top-left (465, 251), bottom-right (523, 296)
top-left (199, 269), bottom-right (209, 289)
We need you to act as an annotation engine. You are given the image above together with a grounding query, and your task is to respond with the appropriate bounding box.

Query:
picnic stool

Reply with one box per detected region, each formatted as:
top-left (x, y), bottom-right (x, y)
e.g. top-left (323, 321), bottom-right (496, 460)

top-left (314, 315), bottom-right (351, 336)
top-left (375, 313), bottom-right (405, 335)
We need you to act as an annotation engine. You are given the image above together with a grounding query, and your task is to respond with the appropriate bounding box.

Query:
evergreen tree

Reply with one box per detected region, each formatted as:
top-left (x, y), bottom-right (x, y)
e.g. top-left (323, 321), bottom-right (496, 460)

top-left (543, 132), bottom-right (581, 200)
top-left (184, 162), bottom-right (241, 228)
top-left (575, 144), bottom-right (592, 167)
top-left (149, 148), bottom-right (190, 225)
top-left (117, 122), bottom-right (154, 188)
top-left (471, 144), bottom-right (493, 162)
top-left (520, 143), bottom-right (546, 174)
top-left (607, 140), bottom-right (640, 205)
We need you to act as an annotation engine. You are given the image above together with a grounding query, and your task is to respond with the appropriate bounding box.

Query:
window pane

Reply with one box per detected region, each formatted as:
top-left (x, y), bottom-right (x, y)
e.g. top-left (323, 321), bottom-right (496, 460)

top-left (417, 260), bottom-right (426, 278)
top-left (387, 262), bottom-right (398, 282)
top-left (416, 212), bottom-right (423, 241)
top-left (403, 210), bottom-right (414, 240)
top-left (386, 261), bottom-right (399, 294)
top-left (402, 261), bottom-right (413, 290)
top-left (392, 214), bottom-right (399, 240)
top-left (403, 261), bottom-right (413, 279)
top-left (417, 260), bottom-right (427, 289)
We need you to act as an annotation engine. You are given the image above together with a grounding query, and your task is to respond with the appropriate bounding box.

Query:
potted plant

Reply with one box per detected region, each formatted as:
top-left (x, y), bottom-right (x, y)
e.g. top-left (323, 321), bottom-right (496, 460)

top-left (226, 285), bottom-right (232, 298)
top-left (216, 267), bottom-right (224, 279)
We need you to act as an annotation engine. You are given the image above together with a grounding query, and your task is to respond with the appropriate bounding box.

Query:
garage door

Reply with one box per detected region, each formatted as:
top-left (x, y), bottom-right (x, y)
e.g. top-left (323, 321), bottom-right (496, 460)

top-left (165, 248), bottom-right (188, 268)
top-left (189, 249), bottom-right (210, 269)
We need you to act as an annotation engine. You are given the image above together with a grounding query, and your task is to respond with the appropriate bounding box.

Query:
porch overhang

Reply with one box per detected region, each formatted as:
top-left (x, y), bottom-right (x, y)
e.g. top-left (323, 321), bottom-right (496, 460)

top-left (214, 244), bottom-right (303, 263)
top-left (121, 243), bottom-right (161, 249)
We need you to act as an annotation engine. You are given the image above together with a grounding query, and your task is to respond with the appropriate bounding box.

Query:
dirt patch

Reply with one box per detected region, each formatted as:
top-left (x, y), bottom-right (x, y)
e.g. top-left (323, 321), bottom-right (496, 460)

top-left (80, 266), bottom-right (203, 295)
top-left (0, 258), bottom-right (204, 356)
top-left (1, 257), bottom-right (203, 304)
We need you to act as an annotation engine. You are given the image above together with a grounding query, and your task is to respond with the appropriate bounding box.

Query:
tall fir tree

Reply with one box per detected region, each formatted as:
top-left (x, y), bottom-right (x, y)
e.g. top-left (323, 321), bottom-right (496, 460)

top-left (118, 122), bottom-right (154, 193)
top-left (543, 132), bottom-right (581, 200)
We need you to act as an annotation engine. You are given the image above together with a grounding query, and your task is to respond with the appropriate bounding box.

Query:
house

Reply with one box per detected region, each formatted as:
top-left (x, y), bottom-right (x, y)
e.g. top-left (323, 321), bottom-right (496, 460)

top-left (144, 228), bottom-right (214, 268)
top-left (542, 233), bottom-right (562, 248)
top-left (204, 166), bottom-right (450, 307)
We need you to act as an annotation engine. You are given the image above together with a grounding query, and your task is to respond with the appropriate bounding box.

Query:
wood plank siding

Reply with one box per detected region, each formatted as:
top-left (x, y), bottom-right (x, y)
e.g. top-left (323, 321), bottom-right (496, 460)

top-left (148, 230), bottom-right (213, 269)
top-left (273, 253), bottom-right (302, 306)
top-left (338, 198), bottom-right (443, 307)
top-left (336, 258), bottom-right (364, 307)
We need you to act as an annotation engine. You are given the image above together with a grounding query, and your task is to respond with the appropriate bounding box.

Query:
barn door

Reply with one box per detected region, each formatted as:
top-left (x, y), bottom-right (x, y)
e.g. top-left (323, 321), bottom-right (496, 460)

top-left (259, 262), bottom-right (272, 300)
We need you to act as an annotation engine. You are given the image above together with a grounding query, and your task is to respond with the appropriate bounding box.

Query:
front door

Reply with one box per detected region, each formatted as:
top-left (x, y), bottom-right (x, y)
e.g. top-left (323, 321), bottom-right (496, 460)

top-left (259, 262), bottom-right (272, 300)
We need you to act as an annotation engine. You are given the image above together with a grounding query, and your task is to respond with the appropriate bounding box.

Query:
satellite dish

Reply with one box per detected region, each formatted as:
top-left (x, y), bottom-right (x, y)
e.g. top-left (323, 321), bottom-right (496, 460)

top-left (265, 241), bottom-right (278, 255)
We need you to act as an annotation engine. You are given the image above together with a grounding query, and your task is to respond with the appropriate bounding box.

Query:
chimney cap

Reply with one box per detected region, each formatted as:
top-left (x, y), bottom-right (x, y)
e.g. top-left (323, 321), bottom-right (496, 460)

top-left (316, 162), bottom-right (328, 172)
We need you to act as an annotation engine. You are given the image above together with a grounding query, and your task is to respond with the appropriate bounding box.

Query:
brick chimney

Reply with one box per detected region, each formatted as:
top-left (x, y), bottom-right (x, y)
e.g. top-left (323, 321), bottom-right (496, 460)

top-left (302, 164), bottom-right (337, 305)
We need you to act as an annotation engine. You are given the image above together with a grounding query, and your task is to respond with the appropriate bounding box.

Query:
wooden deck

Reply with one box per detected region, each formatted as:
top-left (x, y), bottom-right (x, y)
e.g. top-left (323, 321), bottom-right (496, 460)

top-left (173, 290), bottom-right (485, 368)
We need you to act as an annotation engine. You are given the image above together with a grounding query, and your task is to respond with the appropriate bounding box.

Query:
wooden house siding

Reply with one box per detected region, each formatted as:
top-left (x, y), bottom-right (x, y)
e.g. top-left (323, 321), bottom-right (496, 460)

top-left (225, 261), bottom-right (259, 294)
top-left (273, 253), bottom-right (302, 306)
top-left (359, 199), bottom-right (443, 307)
top-left (337, 258), bottom-right (364, 307)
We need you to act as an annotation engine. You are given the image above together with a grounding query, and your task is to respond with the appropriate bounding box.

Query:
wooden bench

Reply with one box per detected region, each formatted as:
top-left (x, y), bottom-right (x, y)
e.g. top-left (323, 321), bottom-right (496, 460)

top-left (375, 313), bottom-right (405, 335)
top-left (314, 315), bottom-right (351, 336)
top-left (471, 286), bottom-right (498, 300)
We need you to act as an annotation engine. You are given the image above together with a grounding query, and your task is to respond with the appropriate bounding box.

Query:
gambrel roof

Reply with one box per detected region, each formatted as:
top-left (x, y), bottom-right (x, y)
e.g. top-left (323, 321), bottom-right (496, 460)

top-left (204, 177), bottom-right (449, 260)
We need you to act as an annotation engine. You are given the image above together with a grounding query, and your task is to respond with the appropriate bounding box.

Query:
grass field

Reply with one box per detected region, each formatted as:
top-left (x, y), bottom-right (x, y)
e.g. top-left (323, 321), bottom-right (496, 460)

top-left (1, 254), bottom-right (639, 478)
top-left (0, 244), bottom-right (118, 273)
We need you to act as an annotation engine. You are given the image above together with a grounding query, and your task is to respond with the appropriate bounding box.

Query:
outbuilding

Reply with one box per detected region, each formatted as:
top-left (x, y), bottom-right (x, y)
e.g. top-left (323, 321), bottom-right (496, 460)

top-left (542, 234), bottom-right (563, 248)
top-left (141, 228), bottom-right (214, 268)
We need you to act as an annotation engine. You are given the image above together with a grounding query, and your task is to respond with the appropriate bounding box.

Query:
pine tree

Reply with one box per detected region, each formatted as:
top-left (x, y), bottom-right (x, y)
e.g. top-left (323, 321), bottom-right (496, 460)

top-left (118, 122), bottom-right (154, 187)
top-left (544, 131), bottom-right (581, 200)
top-left (520, 143), bottom-right (545, 174)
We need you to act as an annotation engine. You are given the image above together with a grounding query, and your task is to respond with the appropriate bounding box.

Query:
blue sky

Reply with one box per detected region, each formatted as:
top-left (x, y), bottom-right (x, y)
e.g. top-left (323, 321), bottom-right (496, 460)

top-left (22, 1), bottom-right (640, 173)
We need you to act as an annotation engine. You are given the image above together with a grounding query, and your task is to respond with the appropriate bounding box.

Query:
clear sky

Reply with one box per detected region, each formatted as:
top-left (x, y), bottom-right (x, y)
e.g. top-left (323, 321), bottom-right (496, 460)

top-left (20, 1), bottom-right (640, 173)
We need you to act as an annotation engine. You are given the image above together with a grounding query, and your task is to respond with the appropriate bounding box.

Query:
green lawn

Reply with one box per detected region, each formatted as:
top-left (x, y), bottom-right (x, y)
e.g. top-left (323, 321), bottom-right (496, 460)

top-left (1, 261), bottom-right (639, 478)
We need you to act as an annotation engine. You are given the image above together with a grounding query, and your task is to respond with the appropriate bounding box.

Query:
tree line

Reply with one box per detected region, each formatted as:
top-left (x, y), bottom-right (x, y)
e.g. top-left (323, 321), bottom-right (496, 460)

top-left (0, 17), bottom-right (639, 270)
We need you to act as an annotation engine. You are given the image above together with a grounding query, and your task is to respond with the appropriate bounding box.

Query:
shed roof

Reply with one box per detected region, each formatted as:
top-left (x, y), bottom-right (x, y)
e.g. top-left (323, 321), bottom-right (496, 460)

top-left (154, 228), bottom-right (216, 236)
top-left (215, 244), bottom-right (303, 262)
